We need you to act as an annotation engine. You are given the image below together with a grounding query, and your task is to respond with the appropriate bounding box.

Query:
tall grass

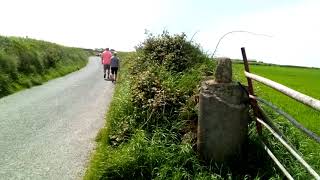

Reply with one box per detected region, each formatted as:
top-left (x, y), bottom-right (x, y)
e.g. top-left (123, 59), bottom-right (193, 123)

top-left (0, 35), bottom-right (89, 97)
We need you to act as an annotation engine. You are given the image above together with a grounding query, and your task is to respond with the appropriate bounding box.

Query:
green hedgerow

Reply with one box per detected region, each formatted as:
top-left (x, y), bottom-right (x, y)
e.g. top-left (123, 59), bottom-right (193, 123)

top-left (0, 35), bottom-right (89, 97)
top-left (128, 31), bottom-right (213, 133)
top-left (135, 31), bottom-right (209, 73)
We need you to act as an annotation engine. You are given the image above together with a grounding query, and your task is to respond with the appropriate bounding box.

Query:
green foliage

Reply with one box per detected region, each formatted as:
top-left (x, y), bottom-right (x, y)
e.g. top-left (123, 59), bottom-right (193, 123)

top-left (130, 67), bottom-right (187, 131)
top-left (85, 33), bottom-right (220, 179)
top-left (0, 51), bottom-right (18, 95)
top-left (136, 31), bottom-right (208, 73)
top-left (87, 129), bottom-right (228, 180)
top-left (86, 32), bottom-right (313, 179)
top-left (129, 32), bottom-right (212, 131)
top-left (0, 35), bottom-right (89, 97)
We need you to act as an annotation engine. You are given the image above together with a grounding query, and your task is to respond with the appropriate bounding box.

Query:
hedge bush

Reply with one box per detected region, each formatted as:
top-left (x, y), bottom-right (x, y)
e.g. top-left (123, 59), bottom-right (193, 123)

top-left (128, 31), bottom-right (214, 132)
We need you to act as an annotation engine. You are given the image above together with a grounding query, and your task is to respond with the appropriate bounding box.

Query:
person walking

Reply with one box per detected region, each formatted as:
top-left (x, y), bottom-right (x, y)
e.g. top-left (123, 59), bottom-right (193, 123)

top-left (110, 52), bottom-right (120, 83)
top-left (101, 48), bottom-right (112, 79)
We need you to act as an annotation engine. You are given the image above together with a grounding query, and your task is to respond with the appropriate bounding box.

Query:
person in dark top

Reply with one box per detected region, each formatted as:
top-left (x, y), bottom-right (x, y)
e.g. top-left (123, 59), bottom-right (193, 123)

top-left (110, 52), bottom-right (120, 83)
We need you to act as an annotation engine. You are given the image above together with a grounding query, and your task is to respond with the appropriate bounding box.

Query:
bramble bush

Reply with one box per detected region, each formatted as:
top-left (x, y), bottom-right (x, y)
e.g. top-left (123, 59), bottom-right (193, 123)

top-left (130, 67), bottom-right (187, 131)
top-left (135, 31), bottom-right (209, 73)
top-left (129, 31), bottom-right (213, 132)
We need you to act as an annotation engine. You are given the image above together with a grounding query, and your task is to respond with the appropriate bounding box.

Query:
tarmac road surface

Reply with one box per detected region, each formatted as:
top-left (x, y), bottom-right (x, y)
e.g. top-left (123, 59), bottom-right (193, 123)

top-left (0, 57), bottom-right (114, 179)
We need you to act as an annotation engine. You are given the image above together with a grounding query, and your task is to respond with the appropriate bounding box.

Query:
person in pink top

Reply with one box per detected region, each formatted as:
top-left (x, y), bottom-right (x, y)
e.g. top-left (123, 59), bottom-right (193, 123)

top-left (101, 48), bottom-right (112, 79)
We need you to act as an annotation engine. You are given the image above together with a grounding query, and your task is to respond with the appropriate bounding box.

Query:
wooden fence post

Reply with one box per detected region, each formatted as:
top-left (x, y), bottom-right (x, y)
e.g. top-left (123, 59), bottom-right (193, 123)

top-left (241, 47), bottom-right (262, 134)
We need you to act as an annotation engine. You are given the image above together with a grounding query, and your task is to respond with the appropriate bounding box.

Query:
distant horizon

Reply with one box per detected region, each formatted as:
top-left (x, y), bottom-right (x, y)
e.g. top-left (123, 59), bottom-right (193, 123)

top-left (3, 33), bottom-right (320, 69)
top-left (1, 0), bottom-right (320, 68)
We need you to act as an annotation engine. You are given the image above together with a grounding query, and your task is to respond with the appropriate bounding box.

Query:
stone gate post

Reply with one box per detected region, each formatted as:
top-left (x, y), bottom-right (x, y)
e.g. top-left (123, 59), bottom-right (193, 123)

top-left (197, 58), bottom-right (249, 163)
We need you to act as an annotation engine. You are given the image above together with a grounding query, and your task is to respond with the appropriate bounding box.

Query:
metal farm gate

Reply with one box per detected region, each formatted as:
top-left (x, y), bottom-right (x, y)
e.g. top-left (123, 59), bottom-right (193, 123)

top-left (241, 47), bottom-right (320, 180)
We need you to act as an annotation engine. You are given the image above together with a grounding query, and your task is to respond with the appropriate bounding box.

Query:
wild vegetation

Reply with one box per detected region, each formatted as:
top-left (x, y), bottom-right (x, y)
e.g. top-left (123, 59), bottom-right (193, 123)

top-left (0, 35), bottom-right (89, 98)
top-left (85, 32), bottom-right (299, 179)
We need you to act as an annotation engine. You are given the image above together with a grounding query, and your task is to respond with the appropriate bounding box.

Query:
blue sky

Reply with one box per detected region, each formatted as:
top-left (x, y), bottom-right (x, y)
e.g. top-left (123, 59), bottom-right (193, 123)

top-left (0, 0), bottom-right (319, 67)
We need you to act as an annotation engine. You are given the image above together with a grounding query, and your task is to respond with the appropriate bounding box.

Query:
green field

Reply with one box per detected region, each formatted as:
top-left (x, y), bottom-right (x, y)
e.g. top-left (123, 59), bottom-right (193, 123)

top-left (233, 63), bottom-right (320, 178)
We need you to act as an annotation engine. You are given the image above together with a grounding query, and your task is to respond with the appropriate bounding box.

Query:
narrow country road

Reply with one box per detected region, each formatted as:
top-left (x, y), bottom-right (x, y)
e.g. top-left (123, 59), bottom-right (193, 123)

top-left (0, 57), bottom-right (114, 179)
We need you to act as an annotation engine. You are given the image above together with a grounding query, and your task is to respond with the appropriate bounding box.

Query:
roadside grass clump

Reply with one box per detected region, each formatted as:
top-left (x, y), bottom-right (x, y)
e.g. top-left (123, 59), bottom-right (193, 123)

top-left (233, 63), bottom-right (320, 179)
top-left (0, 35), bottom-right (90, 98)
top-left (85, 32), bottom-right (289, 179)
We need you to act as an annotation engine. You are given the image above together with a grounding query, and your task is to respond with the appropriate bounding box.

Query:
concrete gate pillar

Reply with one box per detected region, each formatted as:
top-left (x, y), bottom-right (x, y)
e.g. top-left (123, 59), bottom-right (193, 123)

top-left (197, 58), bottom-right (249, 163)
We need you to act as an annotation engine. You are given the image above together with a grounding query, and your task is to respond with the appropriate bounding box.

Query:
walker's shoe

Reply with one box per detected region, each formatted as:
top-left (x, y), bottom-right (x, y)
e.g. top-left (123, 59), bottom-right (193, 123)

top-left (104, 74), bottom-right (106, 79)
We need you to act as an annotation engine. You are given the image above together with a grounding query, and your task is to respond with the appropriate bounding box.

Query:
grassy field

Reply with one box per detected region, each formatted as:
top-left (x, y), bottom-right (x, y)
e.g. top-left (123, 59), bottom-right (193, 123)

top-left (233, 63), bottom-right (320, 179)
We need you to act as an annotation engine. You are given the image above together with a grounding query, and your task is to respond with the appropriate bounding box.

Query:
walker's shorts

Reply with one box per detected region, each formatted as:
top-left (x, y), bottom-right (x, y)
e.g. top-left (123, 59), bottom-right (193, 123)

top-left (104, 64), bottom-right (110, 72)
top-left (111, 67), bottom-right (118, 75)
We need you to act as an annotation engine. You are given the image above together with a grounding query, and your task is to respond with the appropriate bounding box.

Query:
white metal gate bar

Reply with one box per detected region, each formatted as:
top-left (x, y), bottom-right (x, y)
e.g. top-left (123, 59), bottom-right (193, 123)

top-left (241, 47), bottom-right (320, 179)
top-left (254, 103), bottom-right (302, 153)
top-left (256, 118), bottom-right (320, 179)
top-left (249, 95), bottom-right (320, 144)
top-left (245, 71), bottom-right (320, 111)
top-left (260, 140), bottom-right (294, 180)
